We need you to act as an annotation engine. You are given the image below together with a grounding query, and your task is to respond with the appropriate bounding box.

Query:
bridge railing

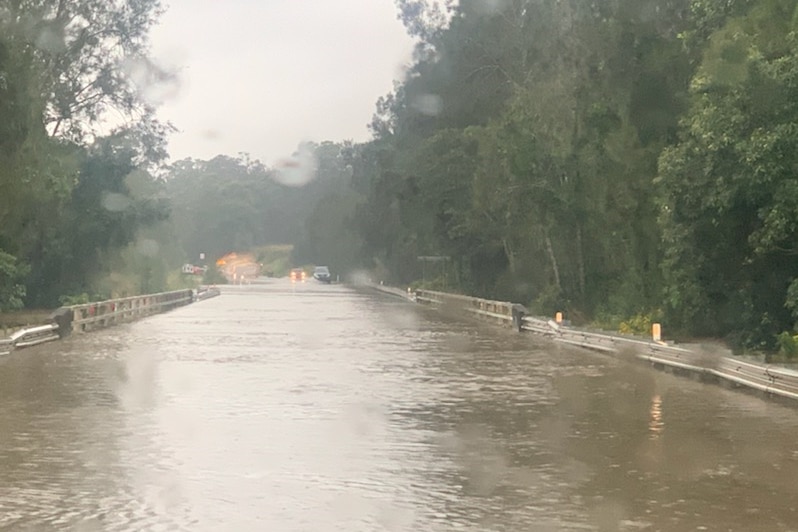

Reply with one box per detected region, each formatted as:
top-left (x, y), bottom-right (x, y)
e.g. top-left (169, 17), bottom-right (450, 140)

top-left (414, 287), bottom-right (798, 402)
top-left (1, 286), bottom-right (221, 355)
top-left (70, 289), bottom-right (194, 333)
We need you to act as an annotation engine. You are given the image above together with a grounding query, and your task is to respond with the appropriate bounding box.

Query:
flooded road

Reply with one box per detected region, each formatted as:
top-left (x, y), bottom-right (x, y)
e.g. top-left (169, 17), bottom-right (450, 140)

top-left (2, 281), bottom-right (798, 531)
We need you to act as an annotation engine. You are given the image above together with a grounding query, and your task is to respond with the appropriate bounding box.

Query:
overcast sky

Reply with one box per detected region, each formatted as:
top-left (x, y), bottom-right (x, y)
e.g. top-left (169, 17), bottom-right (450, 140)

top-left (149, 0), bottom-right (416, 165)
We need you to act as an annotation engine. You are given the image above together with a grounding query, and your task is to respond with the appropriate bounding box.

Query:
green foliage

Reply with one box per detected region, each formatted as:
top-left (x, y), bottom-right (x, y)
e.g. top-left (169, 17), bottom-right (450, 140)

top-left (0, 0), bottom-right (172, 308)
top-left (619, 312), bottom-right (662, 336)
top-left (657, 0), bottom-right (798, 348)
top-left (408, 275), bottom-right (451, 292)
top-left (58, 293), bottom-right (93, 306)
top-left (202, 267), bottom-right (228, 285)
top-left (591, 309), bottom-right (662, 336)
top-left (5, 0), bottom-right (797, 355)
top-left (776, 331), bottom-right (798, 359)
top-left (308, 0), bottom-right (797, 351)
top-left (166, 144), bottom-right (352, 265)
top-left (349, 0), bottom-right (698, 319)
top-left (786, 278), bottom-right (798, 322)
top-left (23, 131), bottom-right (171, 306)
top-left (0, 0), bottom-right (168, 142)
top-left (253, 245), bottom-right (294, 277)
top-left (0, 250), bottom-right (29, 311)
top-left (291, 143), bottom-right (366, 276)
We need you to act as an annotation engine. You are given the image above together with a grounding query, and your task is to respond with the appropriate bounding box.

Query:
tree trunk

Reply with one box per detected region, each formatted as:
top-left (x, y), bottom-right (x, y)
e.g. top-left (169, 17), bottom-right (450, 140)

top-left (502, 237), bottom-right (516, 273)
top-left (544, 229), bottom-right (561, 291)
top-left (576, 226), bottom-right (585, 298)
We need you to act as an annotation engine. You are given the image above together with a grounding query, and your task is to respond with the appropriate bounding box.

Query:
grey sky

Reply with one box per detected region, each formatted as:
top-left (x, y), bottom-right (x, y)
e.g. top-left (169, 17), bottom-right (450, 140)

top-left (149, 0), bottom-right (415, 165)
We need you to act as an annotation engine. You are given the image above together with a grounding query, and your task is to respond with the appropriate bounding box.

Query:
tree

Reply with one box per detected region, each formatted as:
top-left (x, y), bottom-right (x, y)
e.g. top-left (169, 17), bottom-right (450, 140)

top-left (359, 0), bottom-right (694, 317)
top-left (0, 0), bottom-right (168, 141)
top-left (166, 144), bottom-right (358, 266)
top-left (0, 0), bottom-right (170, 306)
top-left (0, 249), bottom-right (28, 311)
top-left (24, 127), bottom-right (170, 305)
top-left (657, 0), bottom-right (798, 348)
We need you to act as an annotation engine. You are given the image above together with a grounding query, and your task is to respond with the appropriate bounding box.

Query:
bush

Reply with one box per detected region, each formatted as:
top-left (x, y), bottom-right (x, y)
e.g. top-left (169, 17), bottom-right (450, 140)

top-left (776, 332), bottom-right (798, 360)
top-left (594, 309), bottom-right (663, 336)
top-left (203, 267), bottom-right (227, 285)
top-left (0, 250), bottom-right (29, 311)
top-left (58, 293), bottom-right (91, 306)
top-left (619, 313), bottom-right (654, 336)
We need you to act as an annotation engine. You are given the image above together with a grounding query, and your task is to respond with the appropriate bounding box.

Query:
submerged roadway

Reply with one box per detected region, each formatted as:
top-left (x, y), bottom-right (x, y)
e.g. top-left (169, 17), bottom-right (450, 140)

top-left (1, 280), bottom-right (797, 531)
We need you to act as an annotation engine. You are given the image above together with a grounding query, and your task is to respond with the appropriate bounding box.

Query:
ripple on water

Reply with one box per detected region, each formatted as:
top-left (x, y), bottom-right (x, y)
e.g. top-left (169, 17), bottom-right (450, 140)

top-left (3, 284), bottom-right (798, 530)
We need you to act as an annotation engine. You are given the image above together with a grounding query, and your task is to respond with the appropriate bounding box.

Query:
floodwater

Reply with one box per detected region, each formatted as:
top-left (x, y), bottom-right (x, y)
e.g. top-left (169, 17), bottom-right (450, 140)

top-left (2, 281), bottom-right (798, 531)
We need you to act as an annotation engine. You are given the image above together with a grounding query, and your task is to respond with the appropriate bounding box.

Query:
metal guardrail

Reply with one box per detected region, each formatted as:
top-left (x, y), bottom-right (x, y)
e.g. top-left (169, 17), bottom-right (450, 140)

top-left (414, 288), bottom-right (798, 402)
top-left (539, 317), bottom-right (798, 400)
top-left (9, 324), bottom-right (60, 348)
top-left (0, 323), bottom-right (62, 355)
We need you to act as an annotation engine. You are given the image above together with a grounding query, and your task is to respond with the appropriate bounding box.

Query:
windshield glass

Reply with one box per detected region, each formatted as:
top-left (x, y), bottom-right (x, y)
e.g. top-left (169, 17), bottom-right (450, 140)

top-left (3, 0), bottom-right (798, 530)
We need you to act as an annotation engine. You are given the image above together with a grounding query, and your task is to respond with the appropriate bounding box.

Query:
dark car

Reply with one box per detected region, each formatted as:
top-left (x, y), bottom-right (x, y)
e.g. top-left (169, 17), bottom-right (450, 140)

top-left (312, 266), bottom-right (331, 283)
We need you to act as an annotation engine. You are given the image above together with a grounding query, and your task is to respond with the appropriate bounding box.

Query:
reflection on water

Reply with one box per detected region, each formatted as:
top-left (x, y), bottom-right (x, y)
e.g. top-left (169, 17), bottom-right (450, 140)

top-left (1, 281), bottom-right (798, 531)
top-left (649, 394), bottom-right (664, 439)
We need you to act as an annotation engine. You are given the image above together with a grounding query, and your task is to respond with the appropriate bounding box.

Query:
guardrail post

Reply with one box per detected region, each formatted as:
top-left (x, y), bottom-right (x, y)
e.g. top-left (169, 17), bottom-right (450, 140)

top-left (49, 307), bottom-right (73, 337)
top-left (511, 304), bottom-right (526, 332)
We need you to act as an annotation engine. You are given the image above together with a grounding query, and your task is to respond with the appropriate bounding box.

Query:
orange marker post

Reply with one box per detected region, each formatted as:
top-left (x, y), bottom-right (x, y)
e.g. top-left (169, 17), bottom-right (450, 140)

top-left (555, 312), bottom-right (563, 324)
top-left (652, 323), bottom-right (662, 343)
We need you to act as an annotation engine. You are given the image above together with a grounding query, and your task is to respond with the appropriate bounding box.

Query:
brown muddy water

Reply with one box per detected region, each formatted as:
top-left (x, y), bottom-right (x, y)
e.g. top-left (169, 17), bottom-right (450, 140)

top-left (1, 281), bottom-right (797, 531)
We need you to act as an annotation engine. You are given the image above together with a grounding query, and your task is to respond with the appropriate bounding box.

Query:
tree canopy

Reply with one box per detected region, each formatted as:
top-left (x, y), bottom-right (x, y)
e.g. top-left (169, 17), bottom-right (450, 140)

top-left (313, 0), bottom-right (798, 350)
top-left (0, 0), bottom-right (172, 308)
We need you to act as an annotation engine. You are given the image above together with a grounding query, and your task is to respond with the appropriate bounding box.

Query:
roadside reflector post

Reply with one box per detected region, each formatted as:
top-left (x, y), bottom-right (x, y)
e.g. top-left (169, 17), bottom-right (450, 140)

top-left (652, 323), bottom-right (662, 342)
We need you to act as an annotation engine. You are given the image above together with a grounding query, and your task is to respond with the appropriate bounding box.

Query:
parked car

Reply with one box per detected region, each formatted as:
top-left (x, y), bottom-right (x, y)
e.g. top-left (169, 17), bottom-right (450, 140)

top-left (312, 266), bottom-right (331, 283)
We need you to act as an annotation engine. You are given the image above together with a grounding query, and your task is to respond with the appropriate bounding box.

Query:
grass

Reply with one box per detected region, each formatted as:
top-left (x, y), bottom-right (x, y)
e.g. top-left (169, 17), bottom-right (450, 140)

top-left (0, 309), bottom-right (53, 336)
top-left (253, 244), bottom-right (294, 277)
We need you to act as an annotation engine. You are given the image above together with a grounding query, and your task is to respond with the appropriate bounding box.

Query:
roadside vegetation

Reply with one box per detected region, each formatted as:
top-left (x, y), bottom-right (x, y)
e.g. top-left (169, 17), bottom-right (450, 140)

top-left (253, 245), bottom-right (294, 278)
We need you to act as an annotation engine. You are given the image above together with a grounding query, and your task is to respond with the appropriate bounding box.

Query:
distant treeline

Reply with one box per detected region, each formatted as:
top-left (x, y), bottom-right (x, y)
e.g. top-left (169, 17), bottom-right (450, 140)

top-left (3, 0), bottom-right (798, 352)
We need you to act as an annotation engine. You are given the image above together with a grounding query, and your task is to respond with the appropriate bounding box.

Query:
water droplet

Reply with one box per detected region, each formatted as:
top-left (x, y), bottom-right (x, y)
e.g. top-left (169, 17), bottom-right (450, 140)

top-left (121, 56), bottom-right (180, 106)
top-left (102, 192), bottom-right (131, 212)
top-left (272, 143), bottom-right (317, 187)
top-left (412, 94), bottom-right (442, 116)
top-left (35, 25), bottom-right (66, 54)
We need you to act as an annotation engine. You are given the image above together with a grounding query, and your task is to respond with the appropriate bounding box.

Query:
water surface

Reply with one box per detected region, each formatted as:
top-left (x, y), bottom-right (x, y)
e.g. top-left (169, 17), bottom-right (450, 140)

top-left (1, 281), bottom-right (797, 531)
